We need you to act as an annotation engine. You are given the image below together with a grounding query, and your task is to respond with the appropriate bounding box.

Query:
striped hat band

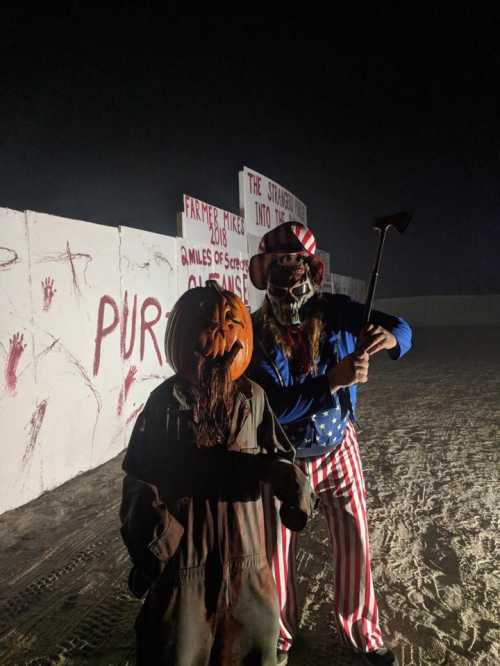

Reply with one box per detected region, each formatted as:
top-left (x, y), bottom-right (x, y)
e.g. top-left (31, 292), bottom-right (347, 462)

top-left (250, 222), bottom-right (322, 290)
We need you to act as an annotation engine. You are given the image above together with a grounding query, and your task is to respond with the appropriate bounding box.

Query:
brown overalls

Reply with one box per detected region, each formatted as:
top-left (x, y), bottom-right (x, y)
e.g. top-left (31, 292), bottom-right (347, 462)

top-left (120, 375), bottom-right (313, 666)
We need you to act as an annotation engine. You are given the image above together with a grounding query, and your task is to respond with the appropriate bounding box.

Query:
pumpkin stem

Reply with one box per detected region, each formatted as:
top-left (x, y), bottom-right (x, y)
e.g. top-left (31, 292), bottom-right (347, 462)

top-left (205, 279), bottom-right (224, 293)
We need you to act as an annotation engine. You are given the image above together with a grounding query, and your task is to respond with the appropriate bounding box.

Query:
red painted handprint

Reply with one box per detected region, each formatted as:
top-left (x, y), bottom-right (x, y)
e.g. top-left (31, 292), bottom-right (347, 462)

top-left (42, 277), bottom-right (57, 311)
top-left (5, 332), bottom-right (27, 393)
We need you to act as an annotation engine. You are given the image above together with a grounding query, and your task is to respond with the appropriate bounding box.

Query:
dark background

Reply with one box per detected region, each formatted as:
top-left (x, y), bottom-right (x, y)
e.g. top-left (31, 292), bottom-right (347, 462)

top-left (1, 7), bottom-right (499, 297)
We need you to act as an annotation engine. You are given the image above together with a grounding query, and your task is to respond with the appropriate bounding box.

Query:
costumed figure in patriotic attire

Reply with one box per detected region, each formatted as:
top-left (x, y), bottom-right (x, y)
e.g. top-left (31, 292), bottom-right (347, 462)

top-left (247, 222), bottom-right (412, 666)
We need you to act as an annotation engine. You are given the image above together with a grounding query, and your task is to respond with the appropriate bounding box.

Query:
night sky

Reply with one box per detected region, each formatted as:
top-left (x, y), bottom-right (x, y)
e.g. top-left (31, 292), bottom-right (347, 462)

top-left (1, 7), bottom-right (499, 297)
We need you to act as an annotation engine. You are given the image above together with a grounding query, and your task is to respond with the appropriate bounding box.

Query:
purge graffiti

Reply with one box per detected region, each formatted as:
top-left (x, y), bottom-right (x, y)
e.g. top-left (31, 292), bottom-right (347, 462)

top-left (93, 292), bottom-right (166, 376)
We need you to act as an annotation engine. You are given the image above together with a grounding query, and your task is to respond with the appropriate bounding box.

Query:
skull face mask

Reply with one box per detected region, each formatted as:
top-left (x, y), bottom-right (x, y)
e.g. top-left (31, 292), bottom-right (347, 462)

top-left (266, 255), bottom-right (316, 326)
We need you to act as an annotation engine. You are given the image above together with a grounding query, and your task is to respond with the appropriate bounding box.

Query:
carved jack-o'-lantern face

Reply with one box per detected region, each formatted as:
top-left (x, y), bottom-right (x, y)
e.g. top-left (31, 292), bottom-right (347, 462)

top-left (164, 280), bottom-right (253, 384)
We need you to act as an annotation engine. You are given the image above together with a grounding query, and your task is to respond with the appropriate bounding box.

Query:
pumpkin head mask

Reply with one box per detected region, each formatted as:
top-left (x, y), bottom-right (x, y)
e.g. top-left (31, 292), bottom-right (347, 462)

top-left (165, 280), bottom-right (253, 386)
top-left (165, 281), bottom-right (253, 448)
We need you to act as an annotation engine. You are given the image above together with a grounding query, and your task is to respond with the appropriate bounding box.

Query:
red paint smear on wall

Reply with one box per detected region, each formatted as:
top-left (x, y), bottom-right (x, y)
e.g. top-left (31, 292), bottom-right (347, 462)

top-left (117, 365), bottom-right (137, 416)
top-left (5, 332), bottom-right (27, 393)
top-left (24, 399), bottom-right (48, 462)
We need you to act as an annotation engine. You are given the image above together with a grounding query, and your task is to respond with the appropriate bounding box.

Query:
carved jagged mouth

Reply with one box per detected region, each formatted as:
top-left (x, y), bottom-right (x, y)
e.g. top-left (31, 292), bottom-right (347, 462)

top-left (195, 340), bottom-right (243, 368)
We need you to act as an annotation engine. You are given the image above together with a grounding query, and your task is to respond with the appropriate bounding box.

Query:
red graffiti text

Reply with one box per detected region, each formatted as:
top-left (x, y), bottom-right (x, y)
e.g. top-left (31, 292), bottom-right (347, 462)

top-left (93, 292), bottom-right (164, 376)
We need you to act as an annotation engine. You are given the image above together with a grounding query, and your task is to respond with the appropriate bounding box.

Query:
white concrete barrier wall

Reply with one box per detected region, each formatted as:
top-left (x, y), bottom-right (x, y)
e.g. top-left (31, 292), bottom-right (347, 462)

top-left (0, 209), bottom-right (178, 514)
top-left (27, 210), bottom-right (123, 494)
top-left (0, 209), bottom-right (40, 511)
top-left (375, 295), bottom-right (500, 326)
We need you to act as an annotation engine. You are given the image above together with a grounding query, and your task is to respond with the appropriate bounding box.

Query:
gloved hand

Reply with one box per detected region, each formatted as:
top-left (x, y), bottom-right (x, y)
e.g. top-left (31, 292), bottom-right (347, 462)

top-left (268, 459), bottom-right (316, 532)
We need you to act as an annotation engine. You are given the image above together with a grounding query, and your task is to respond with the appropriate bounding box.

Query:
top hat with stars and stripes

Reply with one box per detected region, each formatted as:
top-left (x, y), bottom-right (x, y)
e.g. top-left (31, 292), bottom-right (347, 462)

top-left (249, 221), bottom-right (324, 290)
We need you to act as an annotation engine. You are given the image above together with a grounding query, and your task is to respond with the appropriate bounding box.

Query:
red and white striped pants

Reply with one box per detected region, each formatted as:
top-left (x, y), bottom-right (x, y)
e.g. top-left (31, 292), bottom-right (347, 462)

top-left (268, 422), bottom-right (384, 653)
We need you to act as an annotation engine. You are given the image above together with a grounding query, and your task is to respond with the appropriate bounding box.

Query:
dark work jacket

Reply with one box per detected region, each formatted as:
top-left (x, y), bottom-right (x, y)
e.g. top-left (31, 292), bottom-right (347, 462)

top-left (120, 374), bottom-right (313, 666)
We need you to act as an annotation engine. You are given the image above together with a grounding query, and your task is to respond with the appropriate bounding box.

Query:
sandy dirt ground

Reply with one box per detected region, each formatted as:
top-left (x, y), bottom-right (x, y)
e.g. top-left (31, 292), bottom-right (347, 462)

top-left (0, 327), bottom-right (498, 665)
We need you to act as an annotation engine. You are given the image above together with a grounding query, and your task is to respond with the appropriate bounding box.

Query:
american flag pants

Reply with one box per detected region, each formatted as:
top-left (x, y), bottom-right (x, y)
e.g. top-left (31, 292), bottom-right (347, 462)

top-left (267, 421), bottom-right (384, 653)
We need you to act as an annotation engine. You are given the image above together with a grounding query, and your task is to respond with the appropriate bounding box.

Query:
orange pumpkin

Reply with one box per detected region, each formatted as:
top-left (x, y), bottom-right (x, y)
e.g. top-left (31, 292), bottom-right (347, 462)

top-left (165, 280), bottom-right (253, 384)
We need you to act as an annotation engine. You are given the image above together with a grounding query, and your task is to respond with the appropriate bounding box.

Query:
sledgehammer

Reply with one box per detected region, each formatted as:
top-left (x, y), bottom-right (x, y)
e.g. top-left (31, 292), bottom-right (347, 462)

top-left (362, 211), bottom-right (412, 325)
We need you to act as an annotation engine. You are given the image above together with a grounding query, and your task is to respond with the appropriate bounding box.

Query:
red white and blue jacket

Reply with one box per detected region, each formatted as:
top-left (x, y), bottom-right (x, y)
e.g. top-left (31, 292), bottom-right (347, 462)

top-left (247, 293), bottom-right (412, 458)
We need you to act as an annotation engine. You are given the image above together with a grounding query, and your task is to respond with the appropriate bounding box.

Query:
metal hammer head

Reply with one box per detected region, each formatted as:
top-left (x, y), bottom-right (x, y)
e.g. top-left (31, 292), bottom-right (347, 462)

top-left (373, 211), bottom-right (412, 234)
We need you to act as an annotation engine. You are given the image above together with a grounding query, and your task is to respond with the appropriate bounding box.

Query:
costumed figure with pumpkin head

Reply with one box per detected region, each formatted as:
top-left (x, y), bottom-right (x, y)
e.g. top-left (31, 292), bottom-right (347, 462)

top-left (120, 280), bottom-right (314, 666)
top-left (247, 222), bottom-right (413, 666)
